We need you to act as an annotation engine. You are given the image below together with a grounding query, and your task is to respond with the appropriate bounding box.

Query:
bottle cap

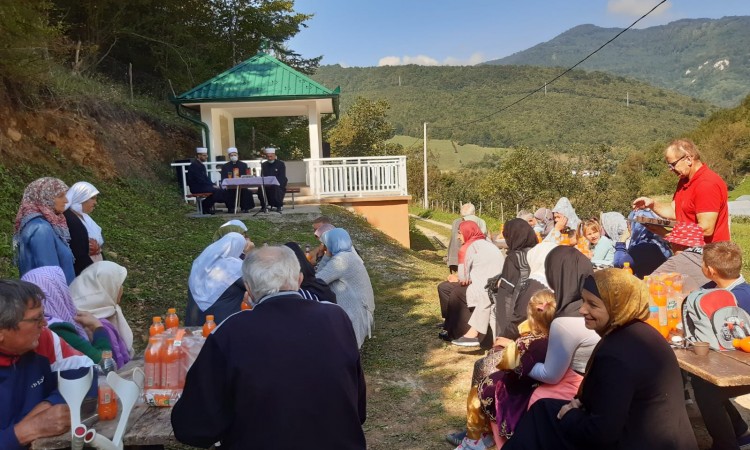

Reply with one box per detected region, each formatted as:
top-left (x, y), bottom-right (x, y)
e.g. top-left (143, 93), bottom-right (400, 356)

top-left (102, 350), bottom-right (113, 359)
top-left (168, 308), bottom-right (176, 314)
top-left (206, 315), bottom-right (215, 321)
top-left (153, 316), bottom-right (162, 322)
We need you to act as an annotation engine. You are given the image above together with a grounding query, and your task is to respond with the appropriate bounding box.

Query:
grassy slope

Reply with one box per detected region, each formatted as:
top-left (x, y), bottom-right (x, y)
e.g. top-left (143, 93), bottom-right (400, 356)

top-left (389, 135), bottom-right (507, 170)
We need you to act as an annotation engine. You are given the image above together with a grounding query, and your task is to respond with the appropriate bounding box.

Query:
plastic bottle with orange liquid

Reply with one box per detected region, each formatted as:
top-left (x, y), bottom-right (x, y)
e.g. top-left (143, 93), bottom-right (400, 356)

top-left (733, 337), bottom-right (750, 352)
top-left (652, 285), bottom-right (670, 338)
top-left (97, 351), bottom-right (118, 421)
top-left (149, 316), bottom-right (165, 336)
top-left (161, 338), bottom-right (182, 389)
top-left (144, 336), bottom-right (162, 389)
top-left (165, 308), bottom-right (179, 330)
top-left (202, 315), bottom-right (217, 337)
top-left (623, 262), bottom-right (633, 276)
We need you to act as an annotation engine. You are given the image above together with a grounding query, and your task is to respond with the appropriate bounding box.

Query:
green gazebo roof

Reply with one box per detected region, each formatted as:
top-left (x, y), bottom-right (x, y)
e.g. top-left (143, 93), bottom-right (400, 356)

top-left (173, 52), bottom-right (340, 105)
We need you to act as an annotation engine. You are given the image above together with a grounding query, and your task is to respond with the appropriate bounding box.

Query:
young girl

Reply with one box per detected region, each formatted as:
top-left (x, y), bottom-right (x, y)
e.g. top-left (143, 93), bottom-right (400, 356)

top-left (583, 218), bottom-right (615, 267)
top-left (468, 290), bottom-right (556, 449)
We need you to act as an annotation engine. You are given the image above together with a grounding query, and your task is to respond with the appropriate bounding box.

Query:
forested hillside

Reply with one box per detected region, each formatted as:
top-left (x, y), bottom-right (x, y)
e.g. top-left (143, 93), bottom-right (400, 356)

top-left (313, 64), bottom-right (715, 150)
top-left (486, 17), bottom-right (750, 108)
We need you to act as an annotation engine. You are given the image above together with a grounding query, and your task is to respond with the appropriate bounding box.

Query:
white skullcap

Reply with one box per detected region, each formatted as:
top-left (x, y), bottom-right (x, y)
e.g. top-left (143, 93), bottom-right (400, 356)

top-left (196, 147), bottom-right (208, 154)
top-left (263, 147), bottom-right (277, 154)
top-left (221, 219), bottom-right (248, 232)
top-left (227, 147), bottom-right (238, 154)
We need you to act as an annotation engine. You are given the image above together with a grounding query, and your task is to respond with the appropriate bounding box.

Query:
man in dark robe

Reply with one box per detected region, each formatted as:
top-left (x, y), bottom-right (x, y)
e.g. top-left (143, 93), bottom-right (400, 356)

top-left (185, 147), bottom-right (226, 214)
top-left (257, 147), bottom-right (287, 212)
top-left (171, 246), bottom-right (367, 450)
top-left (219, 147), bottom-right (254, 213)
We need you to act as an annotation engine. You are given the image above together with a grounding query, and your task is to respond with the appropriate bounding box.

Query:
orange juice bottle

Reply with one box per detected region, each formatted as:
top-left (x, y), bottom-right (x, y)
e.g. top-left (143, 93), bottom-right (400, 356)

top-left (97, 351), bottom-right (118, 420)
top-left (733, 338), bottom-right (750, 352)
top-left (149, 316), bottom-right (165, 336)
top-left (652, 285), bottom-right (669, 338)
top-left (622, 262), bottom-right (633, 276)
top-left (165, 308), bottom-right (179, 330)
top-left (144, 336), bottom-right (162, 389)
top-left (536, 231), bottom-right (542, 243)
top-left (241, 300), bottom-right (252, 311)
top-left (202, 315), bottom-right (217, 337)
top-left (561, 233), bottom-right (571, 246)
top-left (664, 280), bottom-right (680, 331)
top-left (161, 338), bottom-right (181, 389)
top-left (645, 306), bottom-right (660, 331)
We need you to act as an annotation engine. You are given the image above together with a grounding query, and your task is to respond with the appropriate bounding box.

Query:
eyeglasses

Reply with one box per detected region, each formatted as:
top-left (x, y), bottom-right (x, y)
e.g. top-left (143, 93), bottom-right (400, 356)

top-left (20, 313), bottom-right (45, 326)
top-left (666, 154), bottom-right (687, 169)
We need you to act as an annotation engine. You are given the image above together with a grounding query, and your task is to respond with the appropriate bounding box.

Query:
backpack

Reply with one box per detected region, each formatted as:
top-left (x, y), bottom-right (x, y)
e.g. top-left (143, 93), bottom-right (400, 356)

top-left (682, 288), bottom-right (750, 351)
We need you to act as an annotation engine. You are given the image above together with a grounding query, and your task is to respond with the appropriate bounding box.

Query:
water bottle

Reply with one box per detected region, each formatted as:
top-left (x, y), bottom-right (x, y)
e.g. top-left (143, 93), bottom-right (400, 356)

top-left (97, 350), bottom-right (118, 420)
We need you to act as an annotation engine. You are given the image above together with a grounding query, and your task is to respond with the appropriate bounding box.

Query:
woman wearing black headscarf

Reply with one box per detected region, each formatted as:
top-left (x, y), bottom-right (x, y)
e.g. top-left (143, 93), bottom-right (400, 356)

top-left (284, 242), bottom-right (337, 303)
top-left (525, 246), bottom-right (600, 405)
top-left (494, 218), bottom-right (540, 346)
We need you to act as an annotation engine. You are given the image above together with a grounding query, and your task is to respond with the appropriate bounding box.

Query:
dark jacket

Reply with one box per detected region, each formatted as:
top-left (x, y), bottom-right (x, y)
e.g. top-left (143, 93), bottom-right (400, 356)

top-left (261, 160), bottom-right (287, 188)
top-left (220, 160), bottom-right (249, 180)
top-left (186, 159), bottom-right (214, 193)
top-left (172, 292), bottom-right (366, 449)
top-left (184, 278), bottom-right (246, 327)
top-left (63, 209), bottom-right (94, 276)
top-left (0, 352), bottom-right (66, 449)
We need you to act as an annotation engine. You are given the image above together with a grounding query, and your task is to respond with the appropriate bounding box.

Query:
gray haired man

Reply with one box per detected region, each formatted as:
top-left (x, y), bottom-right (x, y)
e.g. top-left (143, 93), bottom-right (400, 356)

top-left (172, 246), bottom-right (367, 449)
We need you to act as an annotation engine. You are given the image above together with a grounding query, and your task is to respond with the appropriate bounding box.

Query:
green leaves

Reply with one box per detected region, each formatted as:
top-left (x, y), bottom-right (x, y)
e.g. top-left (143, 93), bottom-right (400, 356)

top-left (327, 97), bottom-right (399, 157)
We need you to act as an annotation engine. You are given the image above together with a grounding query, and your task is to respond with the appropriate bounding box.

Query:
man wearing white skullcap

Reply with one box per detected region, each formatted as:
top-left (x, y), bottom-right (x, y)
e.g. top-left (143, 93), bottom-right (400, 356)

top-left (186, 147), bottom-right (227, 214)
top-left (219, 147), bottom-right (254, 213)
top-left (258, 147), bottom-right (288, 212)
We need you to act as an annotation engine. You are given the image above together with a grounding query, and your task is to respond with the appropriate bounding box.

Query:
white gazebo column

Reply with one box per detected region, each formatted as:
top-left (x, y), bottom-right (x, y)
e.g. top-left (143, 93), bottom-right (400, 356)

top-left (307, 104), bottom-right (323, 197)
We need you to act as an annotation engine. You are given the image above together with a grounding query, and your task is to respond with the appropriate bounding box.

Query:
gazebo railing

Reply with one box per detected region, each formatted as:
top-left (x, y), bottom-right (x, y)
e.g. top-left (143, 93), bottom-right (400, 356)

top-left (170, 160), bottom-right (262, 202)
top-left (304, 156), bottom-right (408, 197)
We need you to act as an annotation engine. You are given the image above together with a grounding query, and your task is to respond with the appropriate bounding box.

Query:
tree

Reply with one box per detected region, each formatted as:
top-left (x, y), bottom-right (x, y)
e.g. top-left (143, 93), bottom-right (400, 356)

top-left (326, 97), bottom-right (398, 157)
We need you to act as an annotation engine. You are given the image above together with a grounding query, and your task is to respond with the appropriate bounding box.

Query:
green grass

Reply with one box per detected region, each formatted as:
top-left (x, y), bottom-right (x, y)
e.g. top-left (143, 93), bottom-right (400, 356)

top-left (409, 204), bottom-right (503, 237)
top-left (389, 135), bottom-right (507, 171)
top-left (729, 176), bottom-right (750, 200)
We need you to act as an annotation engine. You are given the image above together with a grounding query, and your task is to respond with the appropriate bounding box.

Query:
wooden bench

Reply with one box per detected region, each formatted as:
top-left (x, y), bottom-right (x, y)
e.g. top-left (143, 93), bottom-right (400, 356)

top-left (186, 192), bottom-right (212, 215)
top-left (285, 187), bottom-right (300, 209)
top-left (675, 347), bottom-right (750, 387)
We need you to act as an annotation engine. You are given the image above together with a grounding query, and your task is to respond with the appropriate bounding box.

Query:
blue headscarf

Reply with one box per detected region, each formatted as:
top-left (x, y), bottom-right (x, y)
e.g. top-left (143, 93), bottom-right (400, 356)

top-left (322, 228), bottom-right (353, 255)
top-left (628, 210), bottom-right (672, 259)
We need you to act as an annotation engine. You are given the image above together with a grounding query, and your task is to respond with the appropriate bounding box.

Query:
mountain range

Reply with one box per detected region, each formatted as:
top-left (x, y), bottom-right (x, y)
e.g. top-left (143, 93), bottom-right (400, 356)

top-left (485, 16), bottom-right (750, 107)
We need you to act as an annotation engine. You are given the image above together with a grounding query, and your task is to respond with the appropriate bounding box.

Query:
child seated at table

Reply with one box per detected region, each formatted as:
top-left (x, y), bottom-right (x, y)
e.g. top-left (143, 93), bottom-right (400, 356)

top-left (689, 241), bottom-right (750, 450)
top-left (582, 219), bottom-right (614, 267)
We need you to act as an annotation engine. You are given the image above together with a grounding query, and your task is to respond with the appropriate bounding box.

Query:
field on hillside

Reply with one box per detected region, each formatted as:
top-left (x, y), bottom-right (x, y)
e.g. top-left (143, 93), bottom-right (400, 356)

top-left (389, 135), bottom-right (506, 170)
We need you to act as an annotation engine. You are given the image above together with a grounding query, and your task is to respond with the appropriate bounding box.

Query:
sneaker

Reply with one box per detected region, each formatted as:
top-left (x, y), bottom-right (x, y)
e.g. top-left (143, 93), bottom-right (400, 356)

top-left (452, 336), bottom-right (481, 347)
top-left (445, 430), bottom-right (467, 446)
top-left (455, 435), bottom-right (490, 450)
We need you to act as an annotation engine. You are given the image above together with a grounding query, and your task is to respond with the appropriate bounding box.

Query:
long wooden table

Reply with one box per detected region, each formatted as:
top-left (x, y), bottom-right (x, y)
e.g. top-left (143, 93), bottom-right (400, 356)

top-left (674, 347), bottom-right (750, 387)
top-left (32, 358), bottom-right (177, 449)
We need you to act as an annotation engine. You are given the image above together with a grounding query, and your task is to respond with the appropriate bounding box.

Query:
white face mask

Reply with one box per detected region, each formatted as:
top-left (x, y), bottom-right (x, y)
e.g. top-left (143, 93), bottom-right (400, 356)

top-left (229, 155), bottom-right (238, 162)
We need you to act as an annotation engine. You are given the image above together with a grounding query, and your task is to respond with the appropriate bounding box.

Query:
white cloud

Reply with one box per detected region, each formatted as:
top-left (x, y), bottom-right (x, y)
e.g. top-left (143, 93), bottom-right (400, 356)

top-left (378, 52), bottom-right (485, 67)
top-left (607, 0), bottom-right (671, 18)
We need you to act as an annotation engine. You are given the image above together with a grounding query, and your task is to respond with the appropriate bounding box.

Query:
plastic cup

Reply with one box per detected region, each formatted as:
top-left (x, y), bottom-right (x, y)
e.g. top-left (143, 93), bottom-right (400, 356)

top-left (693, 342), bottom-right (710, 356)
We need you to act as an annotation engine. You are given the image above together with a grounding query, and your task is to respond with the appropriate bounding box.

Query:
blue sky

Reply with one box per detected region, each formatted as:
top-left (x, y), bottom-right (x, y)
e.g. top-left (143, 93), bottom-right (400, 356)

top-left (287, 0), bottom-right (750, 67)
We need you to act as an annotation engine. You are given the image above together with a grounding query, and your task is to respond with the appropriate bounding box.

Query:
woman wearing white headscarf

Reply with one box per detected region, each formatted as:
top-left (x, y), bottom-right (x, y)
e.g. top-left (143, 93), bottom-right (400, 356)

top-left (64, 181), bottom-right (104, 275)
top-left (70, 261), bottom-right (133, 364)
top-left (185, 232), bottom-right (250, 326)
top-left (543, 197), bottom-right (581, 244)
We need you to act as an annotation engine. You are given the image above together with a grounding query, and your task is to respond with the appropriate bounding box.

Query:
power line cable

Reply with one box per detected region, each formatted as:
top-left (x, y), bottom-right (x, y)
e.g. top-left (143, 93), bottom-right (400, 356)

top-left (430, 0), bottom-right (667, 131)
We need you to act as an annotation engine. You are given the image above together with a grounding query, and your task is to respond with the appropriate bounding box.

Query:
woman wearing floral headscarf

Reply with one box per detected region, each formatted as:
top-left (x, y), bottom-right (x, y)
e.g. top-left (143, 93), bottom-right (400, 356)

top-left (65, 181), bottom-right (104, 276)
top-left (22, 266), bottom-right (113, 364)
top-left (506, 269), bottom-right (698, 450)
top-left (14, 177), bottom-right (75, 284)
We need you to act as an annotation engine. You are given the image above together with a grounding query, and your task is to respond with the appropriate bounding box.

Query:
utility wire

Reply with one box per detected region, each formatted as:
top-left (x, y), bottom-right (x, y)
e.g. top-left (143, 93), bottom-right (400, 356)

top-left (430, 0), bottom-right (667, 131)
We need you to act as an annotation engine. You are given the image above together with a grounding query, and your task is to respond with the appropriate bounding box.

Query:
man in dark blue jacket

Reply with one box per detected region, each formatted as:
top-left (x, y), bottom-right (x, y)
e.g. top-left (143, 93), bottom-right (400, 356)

top-left (172, 246), bottom-right (366, 449)
top-left (186, 147), bottom-right (226, 214)
top-left (0, 280), bottom-right (71, 449)
top-left (258, 147), bottom-right (287, 212)
top-left (219, 147), bottom-right (255, 213)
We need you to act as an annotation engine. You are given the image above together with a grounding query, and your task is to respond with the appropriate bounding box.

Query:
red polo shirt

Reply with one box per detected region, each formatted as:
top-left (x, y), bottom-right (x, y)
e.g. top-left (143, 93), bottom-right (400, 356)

top-left (673, 164), bottom-right (730, 243)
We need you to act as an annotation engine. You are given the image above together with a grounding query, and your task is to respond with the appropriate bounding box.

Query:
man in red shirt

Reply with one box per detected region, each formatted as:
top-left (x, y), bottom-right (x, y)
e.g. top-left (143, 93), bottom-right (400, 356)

top-left (632, 139), bottom-right (730, 289)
